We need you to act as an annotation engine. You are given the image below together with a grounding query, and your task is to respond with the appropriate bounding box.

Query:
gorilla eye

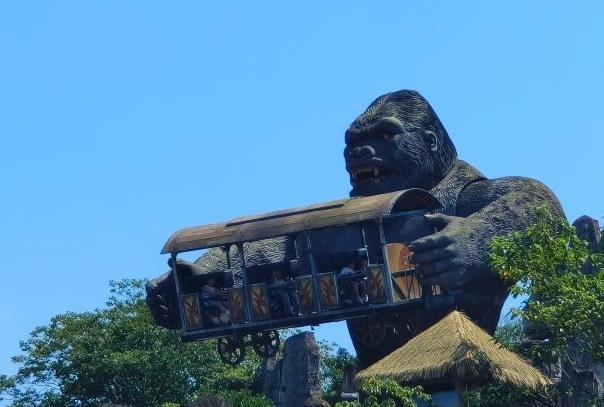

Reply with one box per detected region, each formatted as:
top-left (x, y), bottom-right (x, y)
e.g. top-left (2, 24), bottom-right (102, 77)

top-left (382, 133), bottom-right (395, 141)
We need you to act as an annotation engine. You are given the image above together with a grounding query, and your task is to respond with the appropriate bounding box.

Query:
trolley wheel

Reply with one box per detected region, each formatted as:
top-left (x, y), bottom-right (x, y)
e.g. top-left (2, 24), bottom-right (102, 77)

top-left (217, 336), bottom-right (246, 366)
top-left (351, 317), bottom-right (386, 348)
top-left (251, 330), bottom-right (280, 358)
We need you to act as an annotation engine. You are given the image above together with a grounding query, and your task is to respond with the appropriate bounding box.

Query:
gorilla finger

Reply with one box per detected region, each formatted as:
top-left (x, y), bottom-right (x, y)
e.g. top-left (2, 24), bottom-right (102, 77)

top-left (146, 295), bottom-right (158, 307)
top-left (159, 305), bottom-right (169, 314)
top-left (411, 247), bottom-right (452, 265)
top-left (424, 213), bottom-right (454, 231)
top-left (417, 258), bottom-right (460, 276)
top-left (409, 234), bottom-right (451, 253)
top-left (145, 294), bottom-right (162, 307)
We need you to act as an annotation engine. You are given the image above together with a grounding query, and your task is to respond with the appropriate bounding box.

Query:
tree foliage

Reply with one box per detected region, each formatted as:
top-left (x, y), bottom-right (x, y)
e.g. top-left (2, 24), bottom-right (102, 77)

top-left (490, 205), bottom-right (604, 362)
top-left (462, 382), bottom-right (554, 407)
top-left (493, 317), bottom-right (526, 352)
top-left (0, 279), bottom-right (271, 407)
top-left (334, 378), bottom-right (429, 407)
top-left (318, 341), bottom-right (357, 404)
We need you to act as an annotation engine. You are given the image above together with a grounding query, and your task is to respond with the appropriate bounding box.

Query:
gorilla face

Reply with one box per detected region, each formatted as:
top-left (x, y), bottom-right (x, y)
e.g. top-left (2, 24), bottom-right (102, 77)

top-left (344, 118), bottom-right (438, 196)
top-left (344, 91), bottom-right (457, 197)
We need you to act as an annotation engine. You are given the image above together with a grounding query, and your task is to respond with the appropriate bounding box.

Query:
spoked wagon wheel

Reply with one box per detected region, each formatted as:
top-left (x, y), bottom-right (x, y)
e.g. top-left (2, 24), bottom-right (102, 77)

top-left (251, 330), bottom-right (280, 358)
top-left (217, 336), bottom-right (246, 365)
top-left (350, 317), bottom-right (386, 348)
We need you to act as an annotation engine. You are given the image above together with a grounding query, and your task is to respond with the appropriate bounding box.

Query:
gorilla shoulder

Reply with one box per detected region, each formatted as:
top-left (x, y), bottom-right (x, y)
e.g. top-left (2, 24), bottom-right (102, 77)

top-left (456, 176), bottom-right (564, 219)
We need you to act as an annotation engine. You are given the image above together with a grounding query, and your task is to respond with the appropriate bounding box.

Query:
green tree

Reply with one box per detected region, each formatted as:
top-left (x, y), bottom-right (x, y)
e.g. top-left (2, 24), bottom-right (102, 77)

top-left (334, 378), bottom-right (429, 407)
top-left (0, 279), bottom-right (271, 407)
top-left (490, 205), bottom-right (604, 362)
top-left (493, 317), bottom-right (526, 352)
top-left (462, 383), bottom-right (553, 407)
top-left (318, 341), bottom-right (357, 404)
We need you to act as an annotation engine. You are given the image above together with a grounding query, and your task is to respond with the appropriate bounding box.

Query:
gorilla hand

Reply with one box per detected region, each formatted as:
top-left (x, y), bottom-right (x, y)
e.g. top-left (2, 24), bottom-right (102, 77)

top-left (146, 270), bottom-right (180, 329)
top-left (409, 214), bottom-right (481, 291)
top-left (145, 259), bottom-right (201, 330)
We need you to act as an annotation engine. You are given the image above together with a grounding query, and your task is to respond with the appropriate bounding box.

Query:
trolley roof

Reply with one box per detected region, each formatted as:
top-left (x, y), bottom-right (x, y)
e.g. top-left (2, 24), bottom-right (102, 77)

top-left (161, 188), bottom-right (441, 254)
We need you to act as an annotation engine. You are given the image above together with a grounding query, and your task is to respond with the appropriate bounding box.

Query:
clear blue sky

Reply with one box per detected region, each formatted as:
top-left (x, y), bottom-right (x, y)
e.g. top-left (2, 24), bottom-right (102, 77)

top-left (1, 1), bottom-right (602, 379)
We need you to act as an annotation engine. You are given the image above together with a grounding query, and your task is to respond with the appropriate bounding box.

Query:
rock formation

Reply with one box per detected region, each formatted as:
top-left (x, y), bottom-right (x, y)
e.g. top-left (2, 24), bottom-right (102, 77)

top-left (262, 331), bottom-right (323, 406)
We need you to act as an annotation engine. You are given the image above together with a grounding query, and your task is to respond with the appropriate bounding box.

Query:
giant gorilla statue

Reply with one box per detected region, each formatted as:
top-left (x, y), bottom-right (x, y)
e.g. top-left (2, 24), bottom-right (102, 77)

top-left (146, 90), bottom-right (563, 367)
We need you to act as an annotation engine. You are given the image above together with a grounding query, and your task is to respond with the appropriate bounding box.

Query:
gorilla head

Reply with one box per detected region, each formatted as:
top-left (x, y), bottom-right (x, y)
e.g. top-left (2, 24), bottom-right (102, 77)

top-left (344, 90), bottom-right (457, 197)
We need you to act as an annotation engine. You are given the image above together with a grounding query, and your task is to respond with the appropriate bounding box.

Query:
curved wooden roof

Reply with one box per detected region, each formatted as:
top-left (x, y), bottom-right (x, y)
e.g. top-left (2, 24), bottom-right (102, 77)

top-left (161, 188), bottom-right (441, 254)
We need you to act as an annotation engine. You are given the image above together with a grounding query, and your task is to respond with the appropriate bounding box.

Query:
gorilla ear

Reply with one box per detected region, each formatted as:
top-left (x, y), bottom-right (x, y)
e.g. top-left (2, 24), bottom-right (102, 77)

top-left (424, 130), bottom-right (438, 152)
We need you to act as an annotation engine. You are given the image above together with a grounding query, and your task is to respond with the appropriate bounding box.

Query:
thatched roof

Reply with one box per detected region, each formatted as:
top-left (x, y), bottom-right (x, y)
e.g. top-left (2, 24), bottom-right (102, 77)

top-left (356, 311), bottom-right (550, 390)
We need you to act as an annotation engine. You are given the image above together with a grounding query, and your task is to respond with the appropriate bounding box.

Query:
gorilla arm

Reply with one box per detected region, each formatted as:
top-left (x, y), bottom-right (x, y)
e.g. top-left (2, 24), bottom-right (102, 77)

top-left (145, 258), bottom-right (210, 329)
top-left (409, 177), bottom-right (564, 290)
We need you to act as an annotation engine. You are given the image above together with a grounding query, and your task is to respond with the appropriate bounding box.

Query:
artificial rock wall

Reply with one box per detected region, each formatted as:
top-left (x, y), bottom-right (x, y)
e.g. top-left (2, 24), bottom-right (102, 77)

top-left (262, 331), bottom-right (323, 407)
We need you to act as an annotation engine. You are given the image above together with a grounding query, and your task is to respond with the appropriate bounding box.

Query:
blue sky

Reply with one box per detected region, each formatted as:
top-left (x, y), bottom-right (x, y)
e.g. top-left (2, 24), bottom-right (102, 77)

top-left (0, 1), bottom-right (602, 379)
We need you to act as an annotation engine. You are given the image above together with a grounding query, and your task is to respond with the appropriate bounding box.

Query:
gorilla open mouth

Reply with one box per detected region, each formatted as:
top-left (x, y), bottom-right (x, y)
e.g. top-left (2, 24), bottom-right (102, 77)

top-left (349, 164), bottom-right (393, 185)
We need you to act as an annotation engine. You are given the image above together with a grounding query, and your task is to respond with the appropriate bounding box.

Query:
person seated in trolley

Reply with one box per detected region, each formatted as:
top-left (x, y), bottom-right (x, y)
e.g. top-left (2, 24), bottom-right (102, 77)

top-left (200, 276), bottom-right (230, 325)
top-left (268, 269), bottom-right (298, 317)
top-left (338, 254), bottom-right (369, 305)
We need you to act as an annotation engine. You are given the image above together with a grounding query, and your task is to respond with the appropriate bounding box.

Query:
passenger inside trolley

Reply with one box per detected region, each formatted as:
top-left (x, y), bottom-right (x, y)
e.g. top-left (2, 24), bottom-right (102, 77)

top-left (337, 251), bottom-right (369, 306)
top-left (268, 269), bottom-right (299, 317)
top-left (200, 276), bottom-right (230, 325)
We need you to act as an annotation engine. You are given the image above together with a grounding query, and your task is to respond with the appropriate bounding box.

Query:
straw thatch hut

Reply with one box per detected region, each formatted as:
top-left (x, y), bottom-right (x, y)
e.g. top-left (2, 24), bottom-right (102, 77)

top-left (356, 311), bottom-right (549, 405)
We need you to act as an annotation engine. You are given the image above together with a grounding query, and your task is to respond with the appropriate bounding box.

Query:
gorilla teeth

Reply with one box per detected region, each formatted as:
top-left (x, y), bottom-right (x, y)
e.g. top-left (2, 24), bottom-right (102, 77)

top-left (350, 166), bottom-right (384, 183)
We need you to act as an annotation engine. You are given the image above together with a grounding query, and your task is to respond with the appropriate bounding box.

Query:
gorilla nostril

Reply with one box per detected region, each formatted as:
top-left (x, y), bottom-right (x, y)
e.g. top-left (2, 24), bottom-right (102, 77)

top-left (350, 145), bottom-right (376, 159)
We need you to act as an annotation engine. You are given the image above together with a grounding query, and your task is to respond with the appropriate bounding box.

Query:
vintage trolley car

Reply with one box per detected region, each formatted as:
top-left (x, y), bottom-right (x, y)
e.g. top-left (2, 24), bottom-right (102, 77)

top-left (161, 188), bottom-right (454, 365)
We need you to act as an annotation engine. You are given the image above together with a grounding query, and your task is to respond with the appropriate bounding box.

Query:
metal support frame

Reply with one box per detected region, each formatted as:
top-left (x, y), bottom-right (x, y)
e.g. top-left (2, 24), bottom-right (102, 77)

top-left (360, 224), bottom-right (372, 267)
top-left (292, 233), bottom-right (300, 259)
top-left (236, 242), bottom-right (253, 324)
top-left (171, 253), bottom-right (189, 336)
top-left (304, 230), bottom-right (323, 313)
top-left (360, 225), bottom-right (368, 251)
top-left (223, 245), bottom-right (232, 269)
top-left (376, 218), bottom-right (394, 303)
top-left (381, 208), bottom-right (427, 221)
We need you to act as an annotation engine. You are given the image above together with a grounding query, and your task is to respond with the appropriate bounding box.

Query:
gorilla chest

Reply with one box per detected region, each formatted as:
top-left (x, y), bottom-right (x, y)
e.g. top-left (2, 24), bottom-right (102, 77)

top-left (429, 160), bottom-right (485, 215)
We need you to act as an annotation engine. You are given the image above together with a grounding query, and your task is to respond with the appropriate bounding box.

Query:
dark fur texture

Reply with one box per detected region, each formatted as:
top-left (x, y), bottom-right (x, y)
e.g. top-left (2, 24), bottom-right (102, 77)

top-left (345, 90), bottom-right (457, 195)
top-left (146, 90), bottom-right (563, 367)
